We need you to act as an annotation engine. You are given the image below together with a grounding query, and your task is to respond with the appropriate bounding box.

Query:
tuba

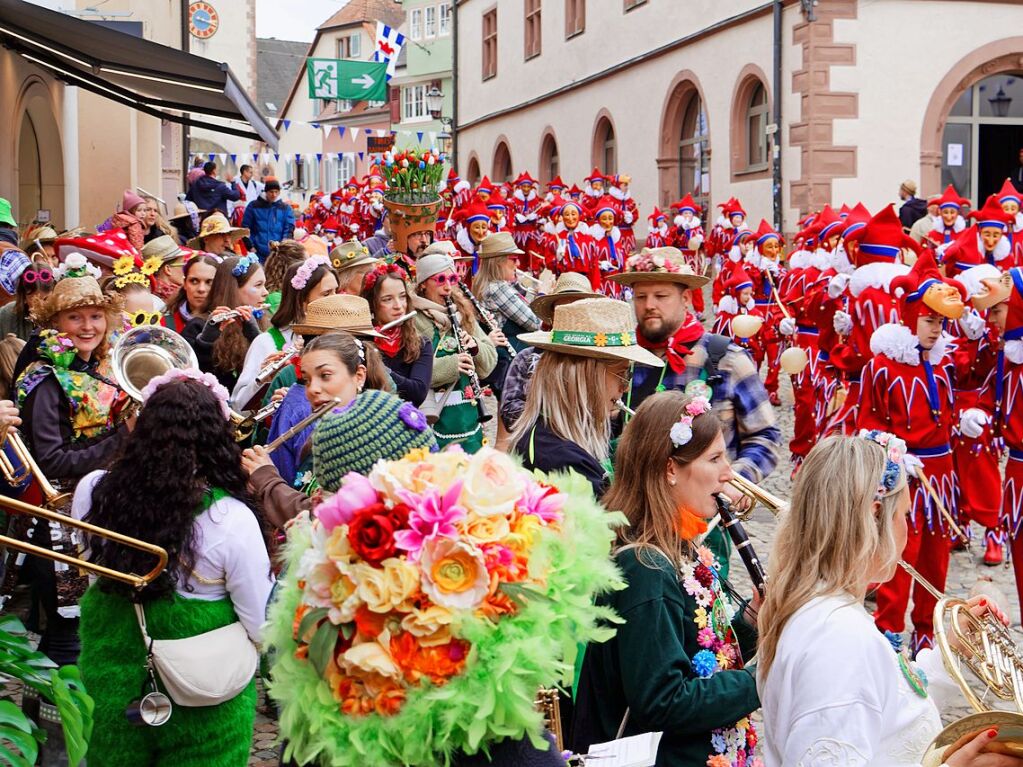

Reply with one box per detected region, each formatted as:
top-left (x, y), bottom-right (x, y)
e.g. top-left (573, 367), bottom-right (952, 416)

top-left (111, 325), bottom-right (199, 405)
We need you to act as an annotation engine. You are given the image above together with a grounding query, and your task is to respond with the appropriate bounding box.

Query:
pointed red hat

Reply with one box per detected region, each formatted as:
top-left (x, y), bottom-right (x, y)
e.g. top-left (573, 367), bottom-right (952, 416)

top-left (593, 195), bottom-right (619, 219)
top-left (671, 193), bottom-right (701, 215)
top-left (476, 176), bottom-right (494, 195)
top-left (930, 184), bottom-right (968, 210)
top-left (648, 207), bottom-right (668, 224)
top-left (969, 194), bottom-right (1014, 229)
top-left (891, 249), bottom-right (966, 325)
top-left (583, 168), bottom-right (606, 185)
top-left (722, 198), bottom-right (747, 219)
top-left (997, 178), bottom-right (1022, 207)
top-left (813, 205), bottom-right (844, 241)
top-left (839, 203), bottom-right (852, 218)
top-left (754, 219), bottom-right (783, 247)
top-left (453, 200), bottom-right (491, 226)
top-left (446, 168), bottom-right (461, 183)
top-left (540, 196), bottom-right (567, 219)
top-left (1002, 268), bottom-right (1023, 338)
top-left (724, 263), bottom-right (755, 296)
top-left (841, 203), bottom-right (872, 239)
top-left (844, 204), bottom-right (920, 266)
top-left (547, 175), bottom-right (567, 191)
top-left (514, 172), bottom-right (538, 186)
top-left (485, 192), bottom-right (509, 211)
top-left (567, 184), bottom-right (583, 197)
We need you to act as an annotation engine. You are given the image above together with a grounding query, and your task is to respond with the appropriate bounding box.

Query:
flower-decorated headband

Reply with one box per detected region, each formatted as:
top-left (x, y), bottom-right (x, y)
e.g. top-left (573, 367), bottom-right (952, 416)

top-left (354, 336), bottom-right (365, 362)
top-left (54, 253), bottom-right (101, 281)
top-left (363, 262), bottom-right (407, 291)
top-left (669, 395), bottom-right (712, 448)
top-left (857, 429), bottom-right (908, 499)
top-left (112, 254), bottom-right (161, 290)
top-left (232, 255), bottom-right (259, 278)
top-left (290, 255), bottom-right (331, 291)
top-left (141, 367), bottom-right (231, 420)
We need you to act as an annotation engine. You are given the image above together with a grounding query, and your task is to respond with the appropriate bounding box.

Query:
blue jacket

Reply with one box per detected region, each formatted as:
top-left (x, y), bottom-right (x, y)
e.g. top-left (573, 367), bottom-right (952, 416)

top-left (186, 174), bottom-right (241, 216)
top-left (242, 196), bottom-right (295, 258)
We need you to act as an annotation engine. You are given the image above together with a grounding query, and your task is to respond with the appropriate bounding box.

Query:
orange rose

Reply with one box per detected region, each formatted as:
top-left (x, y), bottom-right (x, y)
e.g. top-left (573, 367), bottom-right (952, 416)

top-left (420, 538), bottom-right (490, 610)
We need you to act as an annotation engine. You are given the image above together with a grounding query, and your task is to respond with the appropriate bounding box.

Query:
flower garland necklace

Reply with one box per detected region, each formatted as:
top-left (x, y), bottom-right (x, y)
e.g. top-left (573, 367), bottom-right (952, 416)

top-left (679, 545), bottom-right (761, 767)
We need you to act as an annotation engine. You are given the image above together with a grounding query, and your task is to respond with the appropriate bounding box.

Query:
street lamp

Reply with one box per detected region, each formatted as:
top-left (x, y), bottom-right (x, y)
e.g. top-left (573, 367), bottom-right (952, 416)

top-left (990, 84), bottom-right (1013, 118)
top-left (426, 85), bottom-right (443, 120)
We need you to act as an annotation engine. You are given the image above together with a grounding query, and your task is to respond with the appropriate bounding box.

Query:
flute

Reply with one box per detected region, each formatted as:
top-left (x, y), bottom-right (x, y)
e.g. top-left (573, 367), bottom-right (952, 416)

top-left (378, 311), bottom-right (418, 332)
top-left (264, 398), bottom-right (343, 454)
top-left (457, 281), bottom-right (517, 358)
top-left (444, 296), bottom-right (492, 423)
top-left (255, 341), bottom-right (303, 387)
top-left (210, 303), bottom-right (270, 325)
top-left (613, 398), bottom-right (635, 416)
top-left (715, 494), bottom-right (767, 598)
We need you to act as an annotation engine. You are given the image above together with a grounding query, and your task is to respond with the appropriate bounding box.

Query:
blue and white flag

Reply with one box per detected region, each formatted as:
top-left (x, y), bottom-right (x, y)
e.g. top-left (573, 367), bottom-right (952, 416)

top-left (372, 21), bottom-right (406, 80)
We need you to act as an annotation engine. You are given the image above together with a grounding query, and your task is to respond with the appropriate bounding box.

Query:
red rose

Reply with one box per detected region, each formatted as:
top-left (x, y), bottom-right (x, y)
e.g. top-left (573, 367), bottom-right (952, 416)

top-left (347, 502), bottom-right (410, 566)
top-left (694, 563), bottom-right (714, 588)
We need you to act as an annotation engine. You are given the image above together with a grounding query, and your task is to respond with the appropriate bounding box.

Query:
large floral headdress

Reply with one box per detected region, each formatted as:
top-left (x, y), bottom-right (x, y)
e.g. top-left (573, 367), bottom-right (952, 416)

top-left (265, 447), bottom-right (623, 767)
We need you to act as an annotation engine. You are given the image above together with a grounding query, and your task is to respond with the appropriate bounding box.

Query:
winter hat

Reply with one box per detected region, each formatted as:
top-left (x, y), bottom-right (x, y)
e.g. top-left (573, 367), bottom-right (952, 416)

top-left (264, 177), bottom-right (282, 192)
top-left (312, 389), bottom-right (437, 492)
top-left (121, 189), bottom-right (146, 213)
top-left (414, 253), bottom-right (456, 285)
top-left (891, 249), bottom-right (966, 326)
top-left (900, 179), bottom-right (918, 197)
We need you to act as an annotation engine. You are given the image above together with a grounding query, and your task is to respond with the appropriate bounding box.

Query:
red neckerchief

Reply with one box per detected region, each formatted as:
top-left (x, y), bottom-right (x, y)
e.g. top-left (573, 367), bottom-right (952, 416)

top-left (375, 326), bottom-right (403, 358)
top-left (636, 313), bottom-right (705, 374)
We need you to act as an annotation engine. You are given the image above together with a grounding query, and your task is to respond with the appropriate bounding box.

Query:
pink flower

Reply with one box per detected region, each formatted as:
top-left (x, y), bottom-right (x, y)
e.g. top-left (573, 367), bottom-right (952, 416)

top-left (394, 481), bottom-right (466, 560)
top-left (316, 472), bottom-right (379, 532)
top-left (518, 481), bottom-right (564, 523)
top-left (697, 627), bottom-right (717, 649)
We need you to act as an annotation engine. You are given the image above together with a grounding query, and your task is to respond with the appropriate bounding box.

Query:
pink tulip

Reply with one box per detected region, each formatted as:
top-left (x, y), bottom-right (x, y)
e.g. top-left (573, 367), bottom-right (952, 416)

top-left (316, 472), bottom-right (379, 531)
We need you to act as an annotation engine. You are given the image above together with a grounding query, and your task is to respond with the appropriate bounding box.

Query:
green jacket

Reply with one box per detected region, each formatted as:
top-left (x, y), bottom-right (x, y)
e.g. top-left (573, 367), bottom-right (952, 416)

top-left (572, 547), bottom-right (759, 766)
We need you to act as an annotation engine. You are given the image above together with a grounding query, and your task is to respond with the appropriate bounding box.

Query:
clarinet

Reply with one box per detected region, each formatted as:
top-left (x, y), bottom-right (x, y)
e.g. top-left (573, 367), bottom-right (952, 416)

top-left (443, 296), bottom-right (492, 423)
top-left (457, 281), bottom-right (517, 359)
top-left (715, 495), bottom-right (767, 599)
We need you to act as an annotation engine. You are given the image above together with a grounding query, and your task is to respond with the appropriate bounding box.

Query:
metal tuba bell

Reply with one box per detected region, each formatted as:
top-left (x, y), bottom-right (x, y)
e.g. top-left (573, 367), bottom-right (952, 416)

top-left (111, 325), bottom-right (199, 404)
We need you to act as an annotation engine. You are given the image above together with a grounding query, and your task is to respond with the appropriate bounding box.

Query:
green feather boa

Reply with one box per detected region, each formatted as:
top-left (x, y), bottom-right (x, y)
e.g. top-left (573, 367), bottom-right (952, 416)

top-left (265, 468), bottom-right (625, 767)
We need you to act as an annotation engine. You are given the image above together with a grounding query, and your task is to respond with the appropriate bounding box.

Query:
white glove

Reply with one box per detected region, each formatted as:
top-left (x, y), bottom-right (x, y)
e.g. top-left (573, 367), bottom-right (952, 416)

top-left (833, 310), bottom-right (853, 336)
top-left (903, 454), bottom-right (923, 479)
top-left (828, 273), bottom-right (851, 299)
top-left (959, 408), bottom-right (991, 439)
top-left (779, 317), bottom-right (797, 336)
top-left (624, 210), bottom-right (634, 224)
top-left (349, 223), bottom-right (360, 233)
top-left (599, 260), bottom-right (613, 273)
top-left (515, 213), bottom-right (528, 224)
top-left (958, 310), bottom-right (987, 341)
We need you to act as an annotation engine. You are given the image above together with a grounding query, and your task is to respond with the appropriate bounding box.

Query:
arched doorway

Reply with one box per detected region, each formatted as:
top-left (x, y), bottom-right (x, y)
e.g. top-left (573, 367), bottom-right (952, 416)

top-left (658, 73), bottom-right (710, 214)
top-left (466, 154), bottom-right (481, 186)
top-left (492, 140), bottom-right (513, 183)
top-left (922, 39), bottom-right (1023, 202)
top-left (539, 131), bottom-right (559, 184)
top-left (592, 115), bottom-right (617, 175)
top-left (15, 84), bottom-right (65, 230)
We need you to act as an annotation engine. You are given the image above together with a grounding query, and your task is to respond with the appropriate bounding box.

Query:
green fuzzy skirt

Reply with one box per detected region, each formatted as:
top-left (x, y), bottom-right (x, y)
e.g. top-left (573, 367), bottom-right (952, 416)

top-left (78, 585), bottom-right (257, 767)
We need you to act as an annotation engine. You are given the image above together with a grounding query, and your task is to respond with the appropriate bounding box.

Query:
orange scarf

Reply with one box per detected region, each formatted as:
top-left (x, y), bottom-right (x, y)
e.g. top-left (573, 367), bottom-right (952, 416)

top-left (677, 507), bottom-right (709, 541)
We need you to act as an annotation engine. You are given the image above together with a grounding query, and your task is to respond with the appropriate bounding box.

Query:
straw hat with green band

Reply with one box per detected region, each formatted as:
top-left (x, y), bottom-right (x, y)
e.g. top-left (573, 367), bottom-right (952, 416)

top-left (518, 297), bottom-right (664, 367)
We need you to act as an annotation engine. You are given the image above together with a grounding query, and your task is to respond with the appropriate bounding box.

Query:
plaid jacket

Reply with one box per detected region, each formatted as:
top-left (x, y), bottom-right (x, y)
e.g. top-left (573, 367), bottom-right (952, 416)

top-left (629, 334), bottom-right (781, 482)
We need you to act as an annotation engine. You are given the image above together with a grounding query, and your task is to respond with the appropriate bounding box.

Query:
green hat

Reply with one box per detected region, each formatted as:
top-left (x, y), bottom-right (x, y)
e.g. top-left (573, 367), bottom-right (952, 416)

top-left (0, 199), bottom-right (15, 228)
top-left (312, 390), bottom-right (437, 492)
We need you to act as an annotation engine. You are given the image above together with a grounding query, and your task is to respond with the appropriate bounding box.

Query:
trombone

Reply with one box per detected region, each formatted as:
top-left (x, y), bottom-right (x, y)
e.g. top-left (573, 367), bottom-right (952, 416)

top-left (0, 430), bottom-right (71, 509)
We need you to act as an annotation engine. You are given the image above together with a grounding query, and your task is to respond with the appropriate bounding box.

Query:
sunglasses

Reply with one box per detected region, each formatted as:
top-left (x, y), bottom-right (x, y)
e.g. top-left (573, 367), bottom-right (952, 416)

top-left (22, 269), bottom-right (53, 285)
top-left (430, 274), bottom-right (459, 285)
top-left (130, 311), bottom-right (163, 327)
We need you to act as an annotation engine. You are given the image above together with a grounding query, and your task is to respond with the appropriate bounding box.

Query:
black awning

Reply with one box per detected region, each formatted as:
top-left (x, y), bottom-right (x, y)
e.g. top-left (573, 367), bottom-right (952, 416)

top-left (0, 0), bottom-right (278, 149)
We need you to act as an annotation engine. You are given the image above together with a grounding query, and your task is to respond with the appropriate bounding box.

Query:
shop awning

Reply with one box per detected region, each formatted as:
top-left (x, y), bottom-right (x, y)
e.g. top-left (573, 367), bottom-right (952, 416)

top-left (0, 0), bottom-right (278, 149)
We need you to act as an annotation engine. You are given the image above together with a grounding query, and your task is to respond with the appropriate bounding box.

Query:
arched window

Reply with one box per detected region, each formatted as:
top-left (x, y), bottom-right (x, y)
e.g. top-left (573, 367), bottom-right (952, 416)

top-left (539, 132), bottom-right (559, 184)
top-left (493, 141), bottom-right (513, 182)
top-left (679, 94), bottom-right (709, 212)
top-left (593, 116), bottom-right (617, 175)
top-left (746, 82), bottom-right (769, 169)
top-left (466, 155), bottom-right (481, 186)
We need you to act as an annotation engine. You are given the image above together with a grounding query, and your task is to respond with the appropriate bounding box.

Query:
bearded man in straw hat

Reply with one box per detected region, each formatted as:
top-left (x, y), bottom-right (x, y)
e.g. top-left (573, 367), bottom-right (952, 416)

top-left (610, 247), bottom-right (781, 573)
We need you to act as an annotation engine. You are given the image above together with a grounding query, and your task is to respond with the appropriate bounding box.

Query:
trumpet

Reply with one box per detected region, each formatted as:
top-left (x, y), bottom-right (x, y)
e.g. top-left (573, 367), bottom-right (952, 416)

top-left (210, 303), bottom-right (269, 325)
top-left (727, 473), bottom-right (788, 517)
top-left (232, 399), bottom-right (284, 442)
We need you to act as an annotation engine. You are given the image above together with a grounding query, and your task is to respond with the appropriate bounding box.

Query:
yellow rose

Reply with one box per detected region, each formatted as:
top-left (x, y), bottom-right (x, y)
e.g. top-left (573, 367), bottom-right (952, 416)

top-left (460, 448), bottom-right (522, 518)
top-left (462, 513), bottom-right (510, 546)
top-left (382, 558), bottom-right (420, 612)
top-left (401, 604), bottom-right (454, 647)
top-left (506, 513), bottom-right (543, 554)
top-left (420, 538), bottom-right (490, 610)
top-left (353, 559), bottom-right (418, 614)
top-left (369, 450), bottom-right (468, 502)
top-left (342, 640), bottom-right (401, 680)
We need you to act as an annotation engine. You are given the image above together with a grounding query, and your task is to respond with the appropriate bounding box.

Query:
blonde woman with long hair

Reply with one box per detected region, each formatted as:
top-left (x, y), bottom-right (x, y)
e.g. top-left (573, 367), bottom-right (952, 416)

top-left (512, 297), bottom-right (662, 497)
top-left (758, 432), bottom-right (1018, 767)
top-left (571, 390), bottom-right (761, 766)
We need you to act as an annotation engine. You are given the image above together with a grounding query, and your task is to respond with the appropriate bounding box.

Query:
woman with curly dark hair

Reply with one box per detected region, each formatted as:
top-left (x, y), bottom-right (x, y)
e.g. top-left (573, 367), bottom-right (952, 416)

top-left (361, 262), bottom-right (432, 405)
top-left (74, 371), bottom-right (272, 767)
top-left (182, 255), bottom-right (269, 390)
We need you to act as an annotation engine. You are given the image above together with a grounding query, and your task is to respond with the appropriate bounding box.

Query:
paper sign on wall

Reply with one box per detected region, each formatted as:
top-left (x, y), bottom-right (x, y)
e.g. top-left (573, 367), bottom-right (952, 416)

top-left (947, 143), bottom-right (964, 167)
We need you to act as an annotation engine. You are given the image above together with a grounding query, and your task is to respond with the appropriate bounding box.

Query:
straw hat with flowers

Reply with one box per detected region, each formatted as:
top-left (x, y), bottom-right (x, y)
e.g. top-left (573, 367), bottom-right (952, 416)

top-left (329, 239), bottom-right (379, 274)
top-left (33, 253), bottom-right (118, 325)
top-left (609, 246), bottom-right (709, 289)
top-left (518, 297), bottom-right (664, 367)
top-left (187, 213), bottom-right (249, 249)
top-left (292, 294), bottom-right (384, 338)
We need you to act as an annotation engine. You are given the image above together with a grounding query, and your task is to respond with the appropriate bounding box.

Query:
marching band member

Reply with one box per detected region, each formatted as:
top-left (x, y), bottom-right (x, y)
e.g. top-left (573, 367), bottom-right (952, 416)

top-left (182, 255), bottom-right (269, 390)
top-left (512, 297), bottom-right (663, 497)
top-left (76, 370), bottom-right (272, 767)
top-left (413, 253), bottom-right (497, 452)
top-left (758, 431), bottom-right (1015, 767)
top-left (573, 391), bottom-right (761, 766)
top-left (856, 250), bottom-right (969, 653)
top-left (162, 254), bottom-right (219, 335)
top-left (362, 262), bottom-right (433, 406)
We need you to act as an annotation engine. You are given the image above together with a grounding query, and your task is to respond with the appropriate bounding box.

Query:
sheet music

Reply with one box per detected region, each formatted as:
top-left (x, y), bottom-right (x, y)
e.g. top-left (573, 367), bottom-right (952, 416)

top-left (584, 732), bottom-right (662, 767)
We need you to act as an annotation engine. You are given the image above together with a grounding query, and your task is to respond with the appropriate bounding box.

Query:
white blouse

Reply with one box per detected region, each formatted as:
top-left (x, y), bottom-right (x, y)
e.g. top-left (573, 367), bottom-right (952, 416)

top-left (72, 470), bottom-right (274, 643)
top-left (231, 327), bottom-right (294, 409)
top-left (759, 594), bottom-right (959, 767)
